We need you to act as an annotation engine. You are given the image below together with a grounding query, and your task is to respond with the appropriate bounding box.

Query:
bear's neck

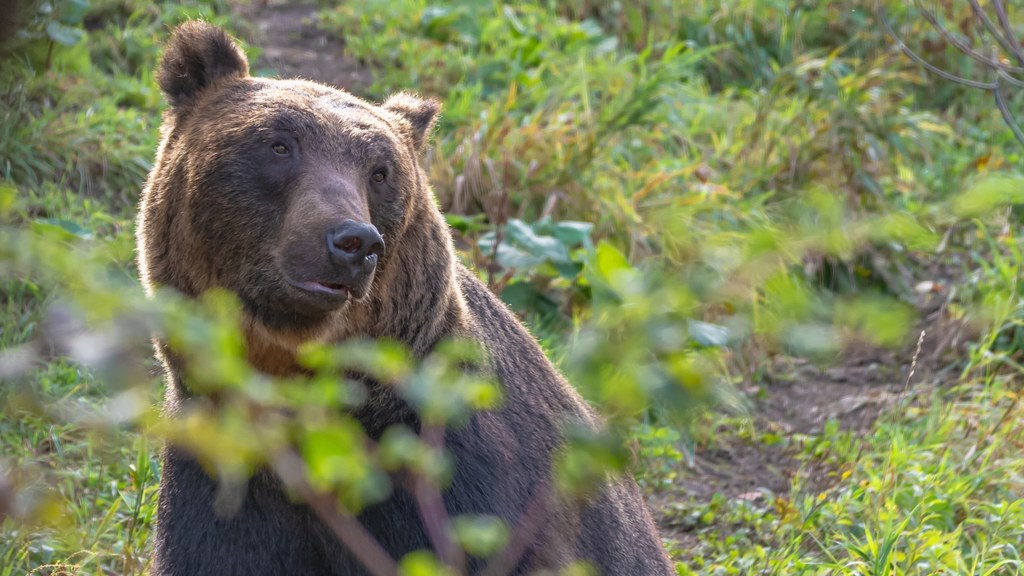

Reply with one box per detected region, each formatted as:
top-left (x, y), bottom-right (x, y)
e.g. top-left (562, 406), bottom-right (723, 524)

top-left (245, 192), bottom-right (468, 376)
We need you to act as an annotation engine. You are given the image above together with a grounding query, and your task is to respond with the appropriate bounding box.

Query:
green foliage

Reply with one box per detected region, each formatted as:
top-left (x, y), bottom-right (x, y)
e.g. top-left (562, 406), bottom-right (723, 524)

top-left (6, 0), bottom-right (91, 72)
top-left (633, 424), bottom-right (685, 489)
top-left (477, 216), bottom-right (592, 326)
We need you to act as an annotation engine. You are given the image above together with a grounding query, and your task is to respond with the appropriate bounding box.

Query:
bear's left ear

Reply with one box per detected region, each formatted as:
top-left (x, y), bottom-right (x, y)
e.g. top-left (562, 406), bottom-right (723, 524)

top-left (158, 21), bottom-right (249, 111)
top-left (383, 92), bottom-right (441, 152)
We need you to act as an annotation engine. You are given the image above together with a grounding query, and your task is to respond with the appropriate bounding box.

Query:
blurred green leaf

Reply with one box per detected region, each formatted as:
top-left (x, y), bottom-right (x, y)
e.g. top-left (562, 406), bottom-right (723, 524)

top-left (399, 550), bottom-right (457, 576)
top-left (592, 241), bottom-right (631, 287)
top-left (444, 212), bottom-right (487, 234)
top-left (302, 419), bottom-right (390, 508)
top-left (953, 176), bottom-right (1024, 218)
top-left (61, 0), bottom-right (90, 25)
top-left (45, 22), bottom-right (84, 46)
top-left (834, 296), bottom-right (913, 348)
top-left (31, 218), bottom-right (92, 240)
top-left (687, 319), bottom-right (729, 348)
top-left (452, 514), bottom-right (509, 558)
top-left (0, 184), bottom-right (18, 216)
top-left (550, 220), bottom-right (594, 249)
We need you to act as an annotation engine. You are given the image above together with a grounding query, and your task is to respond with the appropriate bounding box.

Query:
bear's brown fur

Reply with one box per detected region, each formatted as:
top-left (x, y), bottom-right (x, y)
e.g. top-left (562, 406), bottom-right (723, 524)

top-left (138, 21), bottom-right (672, 576)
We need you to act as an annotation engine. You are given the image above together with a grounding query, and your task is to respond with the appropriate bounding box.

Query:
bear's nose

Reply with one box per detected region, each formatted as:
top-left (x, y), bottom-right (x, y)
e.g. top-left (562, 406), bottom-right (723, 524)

top-left (327, 221), bottom-right (385, 269)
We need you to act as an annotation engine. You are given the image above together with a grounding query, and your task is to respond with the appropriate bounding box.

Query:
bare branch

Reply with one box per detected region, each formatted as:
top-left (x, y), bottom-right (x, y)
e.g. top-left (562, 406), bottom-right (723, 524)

top-left (915, 0), bottom-right (1024, 74)
top-left (880, 8), bottom-right (997, 90)
top-left (998, 68), bottom-right (1024, 89)
top-left (880, 1), bottom-right (1024, 147)
top-left (969, 0), bottom-right (1020, 61)
top-left (411, 423), bottom-right (465, 572)
top-left (992, 0), bottom-right (1024, 67)
top-left (993, 79), bottom-right (1024, 145)
top-left (480, 481), bottom-right (553, 576)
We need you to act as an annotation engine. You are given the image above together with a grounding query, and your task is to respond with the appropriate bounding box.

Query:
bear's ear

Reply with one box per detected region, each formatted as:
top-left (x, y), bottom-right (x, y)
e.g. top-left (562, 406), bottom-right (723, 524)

top-left (158, 21), bottom-right (249, 110)
top-left (383, 92), bottom-right (441, 152)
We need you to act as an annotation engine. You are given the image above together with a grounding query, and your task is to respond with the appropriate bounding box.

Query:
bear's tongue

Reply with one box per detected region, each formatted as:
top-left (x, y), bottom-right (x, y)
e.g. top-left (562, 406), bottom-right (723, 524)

top-left (318, 281), bottom-right (348, 292)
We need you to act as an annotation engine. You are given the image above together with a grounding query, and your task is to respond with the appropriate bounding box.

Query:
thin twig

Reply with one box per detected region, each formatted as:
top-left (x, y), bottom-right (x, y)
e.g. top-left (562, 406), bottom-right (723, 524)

top-left (993, 79), bottom-right (1024, 145)
top-left (480, 481), bottom-right (552, 576)
top-left (997, 68), bottom-right (1024, 89)
top-left (874, 330), bottom-right (926, 513)
top-left (880, 7), bottom-right (996, 90)
top-left (902, 330), bottom-right (926, 397)
top-left (411, 423), bottom-right (465, 572)
top-left (914, 0), bottom-right (1024, 74)
top-left (969, 0), bottom-right (1018, 60)
top-left (992, 0), bottom-right (1024, 67)
top-left (880, 3), bottom-right (1024, 147)
top-left (540, 193), bottom-right (559, 220)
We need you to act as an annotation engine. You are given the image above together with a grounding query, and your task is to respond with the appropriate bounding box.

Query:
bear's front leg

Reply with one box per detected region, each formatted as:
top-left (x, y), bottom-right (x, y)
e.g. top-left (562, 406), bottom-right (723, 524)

top-left (151, 447), bottom-right (345, 576)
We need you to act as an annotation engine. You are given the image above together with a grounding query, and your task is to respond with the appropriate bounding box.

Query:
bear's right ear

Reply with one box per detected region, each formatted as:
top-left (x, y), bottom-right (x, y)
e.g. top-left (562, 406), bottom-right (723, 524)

top-left (158, 21), bottom-right (249, 110)
top-left (383, 92), bottom-right (441, 152)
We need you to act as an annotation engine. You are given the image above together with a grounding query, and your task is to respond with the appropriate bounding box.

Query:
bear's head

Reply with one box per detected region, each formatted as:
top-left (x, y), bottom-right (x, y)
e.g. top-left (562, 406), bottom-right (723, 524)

top-left (138, 22), bottom-right (443, 336)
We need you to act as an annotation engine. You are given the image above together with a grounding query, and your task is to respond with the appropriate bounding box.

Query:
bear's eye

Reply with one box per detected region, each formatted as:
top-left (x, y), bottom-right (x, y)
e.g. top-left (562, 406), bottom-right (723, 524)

top-left (271, 142), bottom-right (290, 156)
top-left (371, 169), bottom-right (387, 184)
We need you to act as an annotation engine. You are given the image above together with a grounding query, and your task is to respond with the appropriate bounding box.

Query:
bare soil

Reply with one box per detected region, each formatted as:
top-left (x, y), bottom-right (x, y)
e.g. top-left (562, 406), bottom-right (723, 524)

top-left (237, 2), bottom-right (371, 92)
top-left (229, 1), bottom-right (971, 554)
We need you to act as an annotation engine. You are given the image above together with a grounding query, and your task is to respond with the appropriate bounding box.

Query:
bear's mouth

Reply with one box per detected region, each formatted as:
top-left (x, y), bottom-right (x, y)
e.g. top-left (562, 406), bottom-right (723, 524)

top-left (287, 278), bottom-right (351, 298)
top-left (316, 281), bottom-right (349, 293)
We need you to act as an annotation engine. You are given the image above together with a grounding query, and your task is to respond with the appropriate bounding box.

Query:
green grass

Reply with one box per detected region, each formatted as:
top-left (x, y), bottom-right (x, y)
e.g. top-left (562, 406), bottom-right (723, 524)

top-left (1, 368), bottom-right (158, 575)
top-left (3, 0), bottom-right (1024, 574)
top-left (667, 376), bottom-right (1024, 574)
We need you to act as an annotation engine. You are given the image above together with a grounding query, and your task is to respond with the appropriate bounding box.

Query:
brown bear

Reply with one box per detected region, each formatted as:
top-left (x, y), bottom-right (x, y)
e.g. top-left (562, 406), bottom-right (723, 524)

top-left (137, 21), bottom-right (672, 576)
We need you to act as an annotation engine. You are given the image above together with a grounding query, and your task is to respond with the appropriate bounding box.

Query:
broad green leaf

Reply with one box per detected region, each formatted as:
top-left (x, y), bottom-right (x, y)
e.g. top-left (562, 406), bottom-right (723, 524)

top-left (503, 219), bottom-right (569, 263)
top-left (687, 319), bottom-right (729, 347)
top-left (551, 220), bottom-right (594, 248)
top-left (592, 240), bottom-right (631, 285)
top-left (32, 218), bottom-right (92, 240)
top-left (834, 296), bottom-right (913, 347)
top-left (499, 280), bottom-right (542, 311)
top-left (46, 21), bottom-right (84, 46)
top-left (494, 242), bottom-right (545, 270)
top-left (61, 0), bottom-right (90, 25)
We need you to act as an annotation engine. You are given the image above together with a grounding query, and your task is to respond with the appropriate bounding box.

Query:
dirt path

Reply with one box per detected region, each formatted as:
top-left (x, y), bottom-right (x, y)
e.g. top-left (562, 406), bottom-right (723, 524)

top-left (655, 348), bottom-right (907, 546)
top-left (238, 3), bottom-right (370, 92)
top-left (655, 316), bottom-right (966, 551)
top-left (230, 1), bottom-right (966, 556)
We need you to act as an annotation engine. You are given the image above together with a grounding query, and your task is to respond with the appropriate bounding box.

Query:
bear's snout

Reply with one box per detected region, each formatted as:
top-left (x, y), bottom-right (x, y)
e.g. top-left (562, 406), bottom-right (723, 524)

top-left (326, 219), bottom-right (384, 286)
top-left (278, 219), bottom-right (384, 311)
